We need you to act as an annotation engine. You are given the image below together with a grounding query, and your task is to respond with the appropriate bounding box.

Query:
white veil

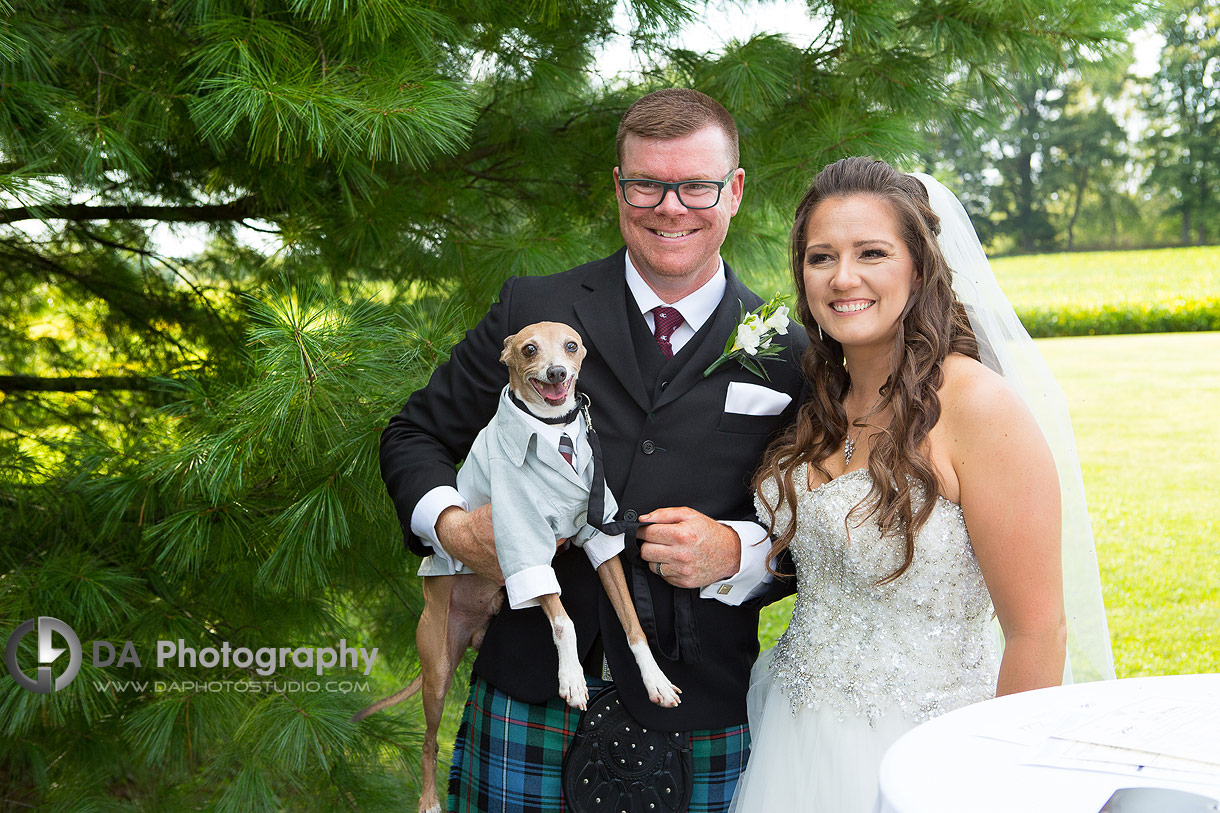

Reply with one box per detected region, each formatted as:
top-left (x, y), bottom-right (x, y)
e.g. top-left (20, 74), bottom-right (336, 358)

top-left (912, 173), bottom-right (1116, 683)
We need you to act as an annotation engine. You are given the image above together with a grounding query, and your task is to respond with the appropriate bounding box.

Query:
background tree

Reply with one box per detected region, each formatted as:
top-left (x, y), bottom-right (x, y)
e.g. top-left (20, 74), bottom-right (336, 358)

top-left (1139, 0), bottom-right (1220, 246)
top-left (921, 54), bottom-right (1142, 253)
top-left (1039, 63), bottom-right (1138, 251)
top-left (1, 0), bottom-right (1143, 808)
top-left (1000, 76), bottom-right (1065, 253)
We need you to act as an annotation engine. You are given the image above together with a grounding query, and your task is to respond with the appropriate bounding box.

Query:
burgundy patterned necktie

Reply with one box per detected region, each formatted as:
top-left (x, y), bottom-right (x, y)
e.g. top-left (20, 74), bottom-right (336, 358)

top-left (651, 306), bottom-right (685, 359)
top-left (558, 433), bottom-right (576, 469)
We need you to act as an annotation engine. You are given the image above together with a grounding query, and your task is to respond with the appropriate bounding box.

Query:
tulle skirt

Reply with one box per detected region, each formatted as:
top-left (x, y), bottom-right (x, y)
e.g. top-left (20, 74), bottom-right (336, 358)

top-left (729, 648), bottom-right (916, 813)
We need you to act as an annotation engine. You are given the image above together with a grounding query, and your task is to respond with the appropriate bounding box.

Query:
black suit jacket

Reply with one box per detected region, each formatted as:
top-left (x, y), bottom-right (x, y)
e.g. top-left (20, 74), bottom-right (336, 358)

top-left (381, 248), bottom-right (807, 730)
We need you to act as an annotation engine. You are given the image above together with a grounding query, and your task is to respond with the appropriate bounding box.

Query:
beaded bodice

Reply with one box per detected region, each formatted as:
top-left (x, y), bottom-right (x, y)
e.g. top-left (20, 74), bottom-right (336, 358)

top-left (759, 465), bottom-right (999, 725)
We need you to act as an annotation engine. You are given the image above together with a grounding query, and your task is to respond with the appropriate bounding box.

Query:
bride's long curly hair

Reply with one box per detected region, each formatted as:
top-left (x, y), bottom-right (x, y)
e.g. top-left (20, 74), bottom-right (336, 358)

top-left (754, 157), bottom-right (980, 584)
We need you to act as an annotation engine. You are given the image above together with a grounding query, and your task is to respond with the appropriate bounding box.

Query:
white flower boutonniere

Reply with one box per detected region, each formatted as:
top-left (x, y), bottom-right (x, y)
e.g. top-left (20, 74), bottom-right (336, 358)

top-left (703, 294), bottom-right (791, 381)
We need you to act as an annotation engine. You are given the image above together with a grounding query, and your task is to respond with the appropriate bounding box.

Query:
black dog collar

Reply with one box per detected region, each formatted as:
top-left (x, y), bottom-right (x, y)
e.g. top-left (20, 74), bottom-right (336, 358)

top-left (508, 390), bottom-right (583, 426)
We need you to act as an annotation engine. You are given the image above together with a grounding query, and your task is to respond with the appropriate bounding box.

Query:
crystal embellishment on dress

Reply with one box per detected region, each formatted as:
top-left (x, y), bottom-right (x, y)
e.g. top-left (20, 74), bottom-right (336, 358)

top-left (759, 465), bottom-right (999, 725)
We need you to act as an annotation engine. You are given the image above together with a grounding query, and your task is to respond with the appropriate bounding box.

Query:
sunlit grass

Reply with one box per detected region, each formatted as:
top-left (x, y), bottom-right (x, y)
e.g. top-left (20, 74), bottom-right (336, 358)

top-left (760, 331), bottom-right (1220, 678)
top-left (990, 246), bottom-right (1220, 312)
top-left (1039, 332), bottom-right (1219, 677)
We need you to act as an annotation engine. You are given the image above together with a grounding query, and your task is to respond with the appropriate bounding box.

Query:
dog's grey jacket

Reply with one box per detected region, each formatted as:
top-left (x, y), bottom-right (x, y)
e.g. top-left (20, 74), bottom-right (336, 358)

top-left (417, 385), bottom-right (622, 610)
top-left (382, 248), bottom-right (808, 730)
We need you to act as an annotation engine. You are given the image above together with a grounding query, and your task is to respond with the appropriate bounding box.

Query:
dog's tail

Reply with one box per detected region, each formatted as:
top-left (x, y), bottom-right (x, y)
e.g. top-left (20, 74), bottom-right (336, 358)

top-left (350, 675), bottom-right (423, 722)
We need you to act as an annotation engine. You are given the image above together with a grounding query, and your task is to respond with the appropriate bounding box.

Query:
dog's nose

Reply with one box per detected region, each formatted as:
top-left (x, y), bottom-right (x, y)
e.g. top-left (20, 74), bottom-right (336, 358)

top-left (546, 365), bottom-right (567, 383)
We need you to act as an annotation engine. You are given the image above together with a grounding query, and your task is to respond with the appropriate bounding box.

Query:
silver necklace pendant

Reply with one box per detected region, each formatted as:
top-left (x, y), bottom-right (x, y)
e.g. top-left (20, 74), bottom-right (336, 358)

top-left (844, 436), bottom-right (856, 466)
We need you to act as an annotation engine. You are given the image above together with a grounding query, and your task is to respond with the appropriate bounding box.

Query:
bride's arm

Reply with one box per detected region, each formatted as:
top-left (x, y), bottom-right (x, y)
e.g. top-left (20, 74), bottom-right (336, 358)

top-left (943, 358), bottom-right (1067, 696)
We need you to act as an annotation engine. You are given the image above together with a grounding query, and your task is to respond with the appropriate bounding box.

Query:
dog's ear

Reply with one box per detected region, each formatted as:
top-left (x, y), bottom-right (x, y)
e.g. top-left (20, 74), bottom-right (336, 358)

top-left (499, 334), bottom-right (514, 366)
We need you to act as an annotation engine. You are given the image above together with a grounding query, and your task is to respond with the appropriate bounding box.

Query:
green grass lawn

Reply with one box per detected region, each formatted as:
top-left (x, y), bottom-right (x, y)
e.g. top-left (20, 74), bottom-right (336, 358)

top-left (760, 331), bottom-right (1220, 678)
top-left (1042, 332), bottom-right (1219, 676)
top-left (990, 246), bottom-right (1220, 312)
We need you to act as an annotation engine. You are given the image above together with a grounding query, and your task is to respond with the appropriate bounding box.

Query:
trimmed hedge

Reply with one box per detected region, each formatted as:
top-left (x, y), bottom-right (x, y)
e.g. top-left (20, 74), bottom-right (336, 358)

top-left (1017, 298), bottom-right (1220, 338)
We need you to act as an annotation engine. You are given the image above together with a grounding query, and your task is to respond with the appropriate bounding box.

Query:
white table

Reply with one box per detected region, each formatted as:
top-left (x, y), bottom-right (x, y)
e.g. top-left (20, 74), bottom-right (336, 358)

top-left (878, 674), bottom-right (1220, 813)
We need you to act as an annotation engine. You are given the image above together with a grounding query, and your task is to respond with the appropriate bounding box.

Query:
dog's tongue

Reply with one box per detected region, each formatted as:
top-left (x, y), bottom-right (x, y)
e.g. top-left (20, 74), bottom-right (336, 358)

top-left (535, 380), bottom-right (570, 404)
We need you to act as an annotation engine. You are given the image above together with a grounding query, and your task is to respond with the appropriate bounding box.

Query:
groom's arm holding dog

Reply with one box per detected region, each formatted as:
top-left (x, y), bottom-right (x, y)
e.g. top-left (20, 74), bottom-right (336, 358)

top-left (380, 286), bottom-right (509, 567)
top-left (379, 275), bottom-right (755, 591)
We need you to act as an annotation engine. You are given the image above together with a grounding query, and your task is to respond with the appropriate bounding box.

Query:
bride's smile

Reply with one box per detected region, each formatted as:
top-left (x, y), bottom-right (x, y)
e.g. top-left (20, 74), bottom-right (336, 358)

top-left (800, 194), bottom-right (919, 355)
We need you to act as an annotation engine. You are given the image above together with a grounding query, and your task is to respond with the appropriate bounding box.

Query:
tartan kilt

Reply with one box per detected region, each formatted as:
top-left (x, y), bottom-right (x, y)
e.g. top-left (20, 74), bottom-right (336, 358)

top-left (447, 673), bottom-right (750, 813)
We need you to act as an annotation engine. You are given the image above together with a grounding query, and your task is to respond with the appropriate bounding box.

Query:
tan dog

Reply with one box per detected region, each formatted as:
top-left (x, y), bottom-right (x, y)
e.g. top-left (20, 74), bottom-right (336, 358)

top-left (355, 321), bottom-right (679, 813)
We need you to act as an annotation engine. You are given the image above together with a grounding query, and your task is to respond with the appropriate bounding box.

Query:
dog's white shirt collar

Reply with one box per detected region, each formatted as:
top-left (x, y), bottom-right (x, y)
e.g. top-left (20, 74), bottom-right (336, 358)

top-left (495, 385), bottom-right (587, 470)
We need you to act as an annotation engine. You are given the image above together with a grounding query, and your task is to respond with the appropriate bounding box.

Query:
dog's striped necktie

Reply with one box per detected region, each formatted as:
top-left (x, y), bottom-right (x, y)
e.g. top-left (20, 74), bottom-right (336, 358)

top-left (558, 433), bottom-right (576, 469)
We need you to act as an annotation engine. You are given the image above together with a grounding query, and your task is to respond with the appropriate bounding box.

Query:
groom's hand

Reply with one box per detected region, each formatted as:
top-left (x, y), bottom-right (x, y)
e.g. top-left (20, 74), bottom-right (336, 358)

top-left (636, 507), bottom-right (741, 589)
top-left (435, 504), bottom-right (503, 584)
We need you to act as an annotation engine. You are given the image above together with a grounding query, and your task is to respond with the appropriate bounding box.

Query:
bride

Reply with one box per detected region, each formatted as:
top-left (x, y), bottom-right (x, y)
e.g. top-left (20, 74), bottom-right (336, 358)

top-left (729, 157), bottom-right (1114, 812)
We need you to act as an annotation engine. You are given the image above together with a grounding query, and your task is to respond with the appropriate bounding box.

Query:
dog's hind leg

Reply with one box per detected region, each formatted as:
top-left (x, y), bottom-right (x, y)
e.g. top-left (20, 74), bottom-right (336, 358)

top-left (417, 574), bottom-right (502, 813)
top-left (538, 593), bottom-right (588, 710)
top-left (416, 575), bottom-right (457, 813)
top-left (596, 557), bottom-right (682, 708)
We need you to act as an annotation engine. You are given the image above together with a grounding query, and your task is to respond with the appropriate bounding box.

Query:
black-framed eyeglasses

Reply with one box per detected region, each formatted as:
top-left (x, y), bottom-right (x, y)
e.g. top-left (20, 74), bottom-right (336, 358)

top-left (616, 170), bottom-right (737, 209)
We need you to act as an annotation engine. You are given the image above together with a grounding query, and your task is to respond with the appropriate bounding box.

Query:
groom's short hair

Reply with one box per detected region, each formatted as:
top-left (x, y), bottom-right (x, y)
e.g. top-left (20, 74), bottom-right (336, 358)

top-left (616, 88), bottom-right (739, 167)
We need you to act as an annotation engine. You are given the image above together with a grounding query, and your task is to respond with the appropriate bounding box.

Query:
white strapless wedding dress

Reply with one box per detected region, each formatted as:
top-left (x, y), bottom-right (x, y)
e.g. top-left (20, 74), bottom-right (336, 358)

top-left (729, 466), bottom-right (1000, 813)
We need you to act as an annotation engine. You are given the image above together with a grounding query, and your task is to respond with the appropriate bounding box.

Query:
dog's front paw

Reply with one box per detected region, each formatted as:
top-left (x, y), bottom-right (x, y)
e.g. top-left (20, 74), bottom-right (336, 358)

top-left (629, 642), bottom-right (682, 707)
top-left (644, 674), bottom-right (682, 708)
top-left (558, 669), bottom-right (588, 710)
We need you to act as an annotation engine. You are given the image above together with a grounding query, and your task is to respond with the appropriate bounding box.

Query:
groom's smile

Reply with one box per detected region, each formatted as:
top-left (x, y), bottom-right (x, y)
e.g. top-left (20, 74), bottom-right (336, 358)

top-left (615, 125), bottom-right (744, 300)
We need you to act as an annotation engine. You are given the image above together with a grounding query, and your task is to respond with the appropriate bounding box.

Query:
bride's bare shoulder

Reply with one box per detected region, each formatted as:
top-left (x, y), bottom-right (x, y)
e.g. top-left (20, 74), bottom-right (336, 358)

top-left (938, 353), bottom-right (1029, 432)
top-left (932, 351), bottom-right (1039, 444)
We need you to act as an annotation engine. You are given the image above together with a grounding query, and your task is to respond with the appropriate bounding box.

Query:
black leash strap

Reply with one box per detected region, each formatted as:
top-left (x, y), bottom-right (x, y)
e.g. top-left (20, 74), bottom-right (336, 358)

top-left (580, 396), bottom-right (702, 664)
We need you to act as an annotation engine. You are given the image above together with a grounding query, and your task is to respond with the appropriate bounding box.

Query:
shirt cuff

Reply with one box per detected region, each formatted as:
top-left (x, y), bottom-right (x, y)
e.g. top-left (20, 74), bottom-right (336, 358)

top-left (580, 532), bottom-right (625, 571)
top-left (504, 565), bottom-right (562, 610)
top-left (699, 520), bottom-right (774, 606)
top-left (410, 485), bottom-right (468, 571)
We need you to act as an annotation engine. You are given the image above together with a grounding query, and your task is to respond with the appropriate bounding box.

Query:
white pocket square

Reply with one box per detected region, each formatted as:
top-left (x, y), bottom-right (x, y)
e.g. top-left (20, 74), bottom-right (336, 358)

top-left (724, 382), bottom-right (793, 416)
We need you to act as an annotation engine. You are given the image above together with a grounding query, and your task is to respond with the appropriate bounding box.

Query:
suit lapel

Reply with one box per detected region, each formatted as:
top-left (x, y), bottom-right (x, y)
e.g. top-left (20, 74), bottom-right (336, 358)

top-left (652, 267), bottom-right (760, 411)
top-left (573, 250), bottom-right (651, 412)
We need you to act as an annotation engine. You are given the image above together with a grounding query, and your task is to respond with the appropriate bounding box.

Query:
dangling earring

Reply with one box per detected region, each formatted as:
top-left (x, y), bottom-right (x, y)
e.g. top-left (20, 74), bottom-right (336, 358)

top-left (817, 323), bottom-right (824, 342)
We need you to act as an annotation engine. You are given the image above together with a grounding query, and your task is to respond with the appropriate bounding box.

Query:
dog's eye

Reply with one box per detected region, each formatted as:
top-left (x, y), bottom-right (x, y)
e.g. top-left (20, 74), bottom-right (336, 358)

top-left (522, 343), bottom-right (537, 357)
top-left (565, 341), bottom-right (577, 353)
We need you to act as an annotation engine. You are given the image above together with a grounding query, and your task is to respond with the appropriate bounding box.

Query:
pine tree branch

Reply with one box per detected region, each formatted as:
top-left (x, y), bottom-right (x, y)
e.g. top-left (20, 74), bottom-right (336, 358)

top-left (0, 375), bottom-right (160, 392)
top-left (71, 225), bottom-right (245, 350)
top-left (1, 241), bottom-right (203, 362)
top-left (0, 396), bottom-right (123, 460)
top-left (360, 551), bottom-right (417, 616)
top-left (0, 197), bottom-right (263, 225)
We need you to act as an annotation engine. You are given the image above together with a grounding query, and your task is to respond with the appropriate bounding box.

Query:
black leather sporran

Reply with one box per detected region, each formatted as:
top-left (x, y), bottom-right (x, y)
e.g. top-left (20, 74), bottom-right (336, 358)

top-left (561, 684), bottom-right (693, 813)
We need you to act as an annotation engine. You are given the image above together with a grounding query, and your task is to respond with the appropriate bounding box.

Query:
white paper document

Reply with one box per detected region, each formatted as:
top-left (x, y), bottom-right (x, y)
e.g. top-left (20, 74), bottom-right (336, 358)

top-left (1024, 695), bottom-right (1220, 786)
top-left (1055, 695), bottom-right (1220, 766)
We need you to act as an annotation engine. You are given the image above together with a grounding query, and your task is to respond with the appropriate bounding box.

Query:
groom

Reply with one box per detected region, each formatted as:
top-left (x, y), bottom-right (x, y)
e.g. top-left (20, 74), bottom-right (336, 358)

top-left (380, 88), bottom-right (807, 811)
